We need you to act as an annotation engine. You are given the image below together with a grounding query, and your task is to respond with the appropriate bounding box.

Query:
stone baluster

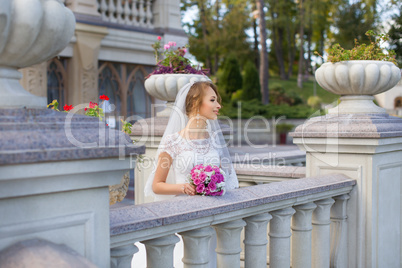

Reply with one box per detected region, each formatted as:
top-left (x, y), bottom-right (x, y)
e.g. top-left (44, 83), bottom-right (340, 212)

top-left (108, 0), bottom-right (117, 23)
top-left (116, 0), bottom-right (124, 24)
top-left (110, 244), bottom-right (139, 268)
top-left (214, 219), bottom-right (247, 268)
top-left (291, 202), bottom-right (317, 268)
top-left (131, 0), bottom-right (139, 26)
top-left (142, 234), bottom-right (180, 268)
top-left (179, 227), bottom-right (215, 268)
top-left (330, 194), bottom-right (350, 268)
top-left (244, 213), bottom-right (272, 268)
top-left (312, 198), bottom-right (335, 268)
top-left (145, 0), bottom-right (153, 28)
top-left (100, 0), bottom-right (108, 21)
top-left (124, 0), bottom-right (132, 25)
top-left (138, 0), bottom-right (145, 27)
top-left (269, 207), bottom-right (295, 267)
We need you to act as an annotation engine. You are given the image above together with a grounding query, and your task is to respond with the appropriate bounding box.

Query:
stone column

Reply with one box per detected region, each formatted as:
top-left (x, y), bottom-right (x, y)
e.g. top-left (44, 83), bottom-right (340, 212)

top-left (179, 227), bottom-right (215, 268)
top-left (214, 219), bottom-right (246, 268)
top-left (142, 234), bottom-right (180, 268)
top-left (312, 198), bottom-right (335, 268)
top-left (243, 213), bottom-right (272, 268)
top-left (292, 112), bottom-right (402, 267)
top-left (291, 202), bottom-right (317, 268)
top-left (269, 207), bottom-right (295, 267)
top-left (330, 194), bottom-right (350, 268)
top-left (68, 23), bottom-right (108, 106)
top-left (111, 244), bottom-right (139, 268)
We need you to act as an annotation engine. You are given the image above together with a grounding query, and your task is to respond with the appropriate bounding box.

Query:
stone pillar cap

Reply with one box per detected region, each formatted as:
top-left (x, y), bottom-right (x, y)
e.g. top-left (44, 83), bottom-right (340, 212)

top-left (291, 113), bottom-right (402, 139)
top-left (0, 109), bottom-right (145, 165)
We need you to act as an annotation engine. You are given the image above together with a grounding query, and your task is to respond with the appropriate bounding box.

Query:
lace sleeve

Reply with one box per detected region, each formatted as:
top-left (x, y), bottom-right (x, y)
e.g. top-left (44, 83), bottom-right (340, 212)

top-left (159, 133), bottom-right (180, 159)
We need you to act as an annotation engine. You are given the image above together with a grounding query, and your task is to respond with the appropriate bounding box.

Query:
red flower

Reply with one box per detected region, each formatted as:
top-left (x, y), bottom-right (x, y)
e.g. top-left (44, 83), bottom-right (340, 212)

top-left (89, 101), bottom-right (98, 108)
top-left (64, 104), bottom-right (73, 111)
top-left (99, 95), bottom-right (109, 101)
top-left (157, 36), bottom-right (162, 41)
top-left (84, 108), bottom-right (87, 111)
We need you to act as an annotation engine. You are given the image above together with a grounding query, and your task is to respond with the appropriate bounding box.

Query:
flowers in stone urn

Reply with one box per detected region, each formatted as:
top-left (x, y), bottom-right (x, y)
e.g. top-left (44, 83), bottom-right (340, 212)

top-left (146, 36), bottom-right (209, 78)
top-left (315, 30), bottom-right (397, 65)
top-left (313, 31), bottom-right (401, 114)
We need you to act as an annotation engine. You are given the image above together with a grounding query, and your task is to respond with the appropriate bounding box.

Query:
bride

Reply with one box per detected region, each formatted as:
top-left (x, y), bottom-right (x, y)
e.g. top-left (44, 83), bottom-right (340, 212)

top-left (141, 81), bottom-right (239, 267)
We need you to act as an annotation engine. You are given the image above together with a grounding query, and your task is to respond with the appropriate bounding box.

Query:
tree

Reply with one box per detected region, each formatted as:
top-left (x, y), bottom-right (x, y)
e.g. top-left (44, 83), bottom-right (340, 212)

top-left (297, 0), bottom-right (305, 88)
top-left (219, 55), bottom-right (243, 96)
top-left (242, 61), bottom-right (261, 100)
top-left (257, 0), bottom-right (269, 104)
top-left (183, 0), bottom-right (253, 75)
top-left (332, 0), bottom-right (378, 49)
top-left (387, 2), bottom-right (402, 66)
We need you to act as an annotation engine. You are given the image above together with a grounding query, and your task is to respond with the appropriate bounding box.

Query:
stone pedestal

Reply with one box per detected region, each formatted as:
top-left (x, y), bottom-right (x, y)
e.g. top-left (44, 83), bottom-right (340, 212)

top-left (292, 113), bottom-right (402, 267)
top-left (0, 109), bottom-right (144, 267)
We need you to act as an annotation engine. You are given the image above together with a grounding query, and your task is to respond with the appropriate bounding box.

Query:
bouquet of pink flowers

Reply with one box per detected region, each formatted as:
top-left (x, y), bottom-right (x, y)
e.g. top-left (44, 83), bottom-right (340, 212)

top-left (187, 164), bottom-right (226, 196)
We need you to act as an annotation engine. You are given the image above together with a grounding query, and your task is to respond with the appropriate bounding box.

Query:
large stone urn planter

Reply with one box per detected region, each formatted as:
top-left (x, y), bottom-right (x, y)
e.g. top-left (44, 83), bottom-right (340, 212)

top-left (0, 0), bottom-right (75, 108)
top-left (315, 60), bottom-right (401, 114)
top-left (144, 74), bottom-right (210, 117)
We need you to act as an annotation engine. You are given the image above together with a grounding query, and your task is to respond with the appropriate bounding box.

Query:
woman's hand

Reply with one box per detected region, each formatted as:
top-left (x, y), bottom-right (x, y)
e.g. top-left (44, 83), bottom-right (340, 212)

top-left (181, 183), bottom-right (196, 196)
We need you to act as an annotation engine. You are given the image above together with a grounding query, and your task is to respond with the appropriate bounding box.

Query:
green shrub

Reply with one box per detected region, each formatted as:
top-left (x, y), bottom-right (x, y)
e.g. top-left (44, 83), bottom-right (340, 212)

top-left (241, 61), bottom-right (261, 101)
top-left (220, 99), bottom-right (316, 119)
top-left (269, 86), bottom-right (303, 105)
top-left (307, 96), bottom-right (322, 109)
top-left (276, 123), bottom-right (294, 133)
top-left (219, 55), bottom-right (243, 95)
top-left (231, 89), bottom-right (244, 102)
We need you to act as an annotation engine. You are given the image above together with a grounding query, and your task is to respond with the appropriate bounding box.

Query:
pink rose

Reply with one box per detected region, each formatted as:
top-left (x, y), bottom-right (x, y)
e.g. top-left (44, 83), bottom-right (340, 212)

top-left (196, 184), bottom-right (205, 193)
top-left (193, 178), bottom-right (201, 185)
top-left (199, 172), bottom-right (207, 181)
top-left (164, 44), bottom-right (170, 50)
top-left (217, 174), bottom-right (224, 183)
top-left (157, 36), bottom-right (162, 41)
top-left (208, 181), bottom-right (217, 191)
top-left (205, 189), bottom-right (211, 195)
top-left (205, 165), bottom-right (213, 172)
top-left (210, 175), bottom-right (218, 183)
top-left (199, 174), bottom-right (206, 183)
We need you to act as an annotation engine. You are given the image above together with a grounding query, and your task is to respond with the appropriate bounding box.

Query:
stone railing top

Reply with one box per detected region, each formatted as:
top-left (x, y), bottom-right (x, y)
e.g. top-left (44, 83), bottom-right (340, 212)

top-left (234, 164), bottom-right (306, 178)
top-left (110, 174), bottom-right (355, 236)
top-left (291, 113), bottom-right (402, 139)
top-left (0, 109), bottom-right (145, 165)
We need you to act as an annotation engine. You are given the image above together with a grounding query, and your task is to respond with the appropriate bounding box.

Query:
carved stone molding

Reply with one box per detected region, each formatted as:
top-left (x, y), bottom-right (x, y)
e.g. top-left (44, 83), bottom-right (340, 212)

top-left (109, 172), bottom-right (130, 205)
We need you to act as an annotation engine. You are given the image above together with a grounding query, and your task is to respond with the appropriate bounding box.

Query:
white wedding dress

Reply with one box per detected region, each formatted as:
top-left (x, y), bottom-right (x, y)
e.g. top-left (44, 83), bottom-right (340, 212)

top-left (134, 132), bottom-right (239, 268)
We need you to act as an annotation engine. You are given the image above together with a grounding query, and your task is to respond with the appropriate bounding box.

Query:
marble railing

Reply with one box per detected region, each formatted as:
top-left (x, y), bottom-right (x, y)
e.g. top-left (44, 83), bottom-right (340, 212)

top-left (110, 174), bottom-right (355, 267)
top-left (97, 0), bottom-right (153, 28)
top-left (235, 164), bottom-right (306, 187)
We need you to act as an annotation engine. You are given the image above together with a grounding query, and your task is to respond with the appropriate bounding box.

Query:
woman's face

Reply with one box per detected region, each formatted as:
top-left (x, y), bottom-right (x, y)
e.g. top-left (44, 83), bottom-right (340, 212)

top-left (199, 86), bottom-right (221, 120)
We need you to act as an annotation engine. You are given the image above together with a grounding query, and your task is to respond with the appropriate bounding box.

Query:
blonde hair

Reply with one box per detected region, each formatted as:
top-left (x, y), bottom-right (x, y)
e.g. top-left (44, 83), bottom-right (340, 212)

top-left (185, 81), bottom-right (221, 117)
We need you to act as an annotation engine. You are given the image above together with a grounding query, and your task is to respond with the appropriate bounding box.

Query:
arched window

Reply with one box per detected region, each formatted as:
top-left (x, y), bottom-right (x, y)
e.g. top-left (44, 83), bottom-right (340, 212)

top-left (127, 66), bottom-right (152, 121)
top-left (98, 61), bottom-right (153, 128)
top-left (395, 97), bottom-right (402, 109)
top-left (47, 58), bottom-right (67, 106)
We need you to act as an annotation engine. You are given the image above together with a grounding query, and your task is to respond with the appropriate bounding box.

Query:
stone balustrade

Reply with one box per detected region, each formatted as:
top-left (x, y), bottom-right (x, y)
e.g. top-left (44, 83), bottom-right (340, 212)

top-left (97, 0), bottom-right (153, 28)
top-left (110, 174), bottom-right (355, 267)
top-left (234, 163), bottom-right (306, 187)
